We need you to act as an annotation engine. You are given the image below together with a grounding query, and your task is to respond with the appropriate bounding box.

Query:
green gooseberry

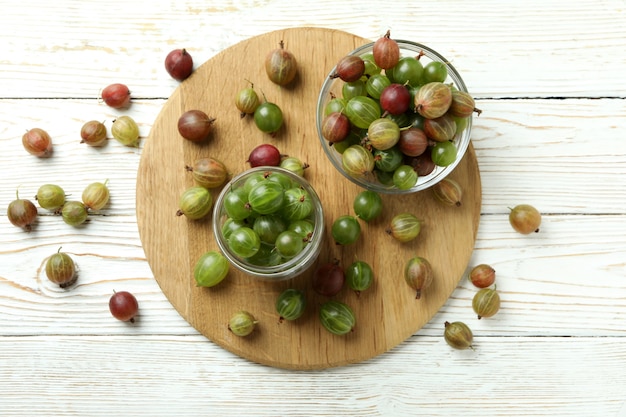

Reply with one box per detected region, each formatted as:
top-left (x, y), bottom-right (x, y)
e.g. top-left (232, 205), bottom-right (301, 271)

top-left (275, 288), bottom-right (306, 321)
top-left (194, 251), bottom-right (229, 287)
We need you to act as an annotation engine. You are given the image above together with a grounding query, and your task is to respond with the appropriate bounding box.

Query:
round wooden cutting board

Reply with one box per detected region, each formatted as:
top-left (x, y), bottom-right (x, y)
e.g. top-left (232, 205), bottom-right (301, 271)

top-left (136, 27), bottom-right (481, 370)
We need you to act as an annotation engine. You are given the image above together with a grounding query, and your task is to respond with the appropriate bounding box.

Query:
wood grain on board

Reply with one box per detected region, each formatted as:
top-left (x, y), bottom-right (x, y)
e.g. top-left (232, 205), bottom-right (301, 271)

top-left (136, 28), bottom-right (481, 369)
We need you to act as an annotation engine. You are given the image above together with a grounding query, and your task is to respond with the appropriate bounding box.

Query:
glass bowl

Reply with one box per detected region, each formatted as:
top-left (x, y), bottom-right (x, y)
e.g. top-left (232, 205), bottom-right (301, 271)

top-left (316, 39), bottom-right (473, 194)
top-left (212, 166), bottom-right (325, 281)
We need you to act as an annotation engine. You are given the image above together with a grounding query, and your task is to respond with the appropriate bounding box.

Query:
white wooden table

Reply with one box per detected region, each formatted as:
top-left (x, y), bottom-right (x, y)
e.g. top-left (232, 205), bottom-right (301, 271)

top-left (1, 1), bottom-right (625, 416)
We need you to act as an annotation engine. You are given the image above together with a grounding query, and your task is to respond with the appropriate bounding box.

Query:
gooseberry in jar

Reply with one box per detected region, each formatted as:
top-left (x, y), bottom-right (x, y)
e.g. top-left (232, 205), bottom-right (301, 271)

top-left (331, 55), bottom-right (365, 82)
top-left (372, 30), bottom-right (399, 70)
top-left (414, 82), bottom-right (452, 119)
top-left (380, 83), bottom-right (411, 115)
top-left (367, 118), bottom-right (400, 151)
top-left (341, 145), bottom-right (375, 178)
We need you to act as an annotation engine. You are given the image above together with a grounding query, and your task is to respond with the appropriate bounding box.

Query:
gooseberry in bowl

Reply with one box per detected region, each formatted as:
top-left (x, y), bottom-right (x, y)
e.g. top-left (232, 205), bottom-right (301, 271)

top-left (317, 37), bottom-right (477, 194)
top-left (213, 166), bottom-right (324, 281)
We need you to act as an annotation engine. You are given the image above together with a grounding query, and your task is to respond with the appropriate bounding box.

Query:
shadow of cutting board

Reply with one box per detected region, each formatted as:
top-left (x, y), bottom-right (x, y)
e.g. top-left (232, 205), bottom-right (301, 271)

top-left (136, 27), bottom-right (481, 370)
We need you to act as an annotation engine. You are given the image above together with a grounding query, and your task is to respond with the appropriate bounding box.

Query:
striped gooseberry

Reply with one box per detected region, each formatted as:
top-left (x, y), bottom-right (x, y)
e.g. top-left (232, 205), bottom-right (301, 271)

top-left (111, 115), bottom-right (140, 147)
top-left (319, 300), bottom-right (356, 336)
top-left (35, 184), bottom-right (65, 212)
top-left (193, 251), bottom-right (229, 287)
top-left (345, 260), bottom-right (374, 296)
top-left (185, 157), bottom-right (229, 189)
top-left (61, 201), bottom-right (88, 227)
top-left (472, 288), bottom-right (501, 319)
top-left (341, 145), bottom-right (375, 178)
top-left (387, 213), bottom-right (422, 243)
top-left (176, 186), bottom-right (213, 220)
top-left (344, 96), bottom-right (381, 129)
top-left (404, 256), bottom-right (433, 299)
top-left (80, 120), bottom-right (107, 146)
top-left (82, 180), bottom-right (110, 211)
top-left (275, 288), bottom-right (307, 322)
top-left (444, 321), bottom-right (474, 350)
top-left (228, 311), bottom-right (257, 336)
top-left (265, 40), bottom-right (297, 86)
top-left (45, 248), bottom-right (77, 288)
top-left (22, 128), bottom-right (53, 157)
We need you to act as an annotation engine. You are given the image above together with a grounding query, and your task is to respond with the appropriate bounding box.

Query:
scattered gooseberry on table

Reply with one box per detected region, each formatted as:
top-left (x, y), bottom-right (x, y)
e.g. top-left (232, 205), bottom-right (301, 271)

top-left (254, 100), bottom-right (284, 136)
top-left (80, 120), bottom-right (107, 146)
top-left (61, 201), bottom-right (89, 227)
top-left (387, 213), bottom-right (422, 243)
top-left (319, 300), bottom-right (356, 336)
top-left (275, 289), bottom-right (307, 322)
top-left (352, 190), bottom-right (383, 222)
top-left (177, 110), bottom-right (215, 142)
top-left (509, 204), bottom-right (541, 234)
top-left (36, 184), bottom-right (65, 212)
top-left (82, 180), bottom-right (110, 211)
top-left (7, 189), bottom-right (38, 231)
top-left (469, 264), bottom-right (496, 288)
top-left (185, 157), bottom-right (229, 189)
top-left (265, 40), bottom-right (297, 86)
top-left (331, 215), bottom-right (361, 245)
top-left (45, 248), bottom-right (78, 288)
top-left (228, 311), bottom-right (257, 337)
top-left (235, 82), bottom-right (260, 117)
top-left (444, 321), bottom-right (474, 350)
top-left (165, 48), bottom-right (193, 81)
top-left (432, 178), bottom-right (463, 207)
top-left (176, 186), bottom-right (213, 220)
top-left (109, 290), bottom-right (139, 323)
top-left (101, 83), bottom-right (131, 109)
top-left (404, 256), bottom-right (433, 299)
top-left (22, 128), bottom-right (53, 157)
top-left (312, 260), bottom-right (345, 297)
top-left (345, 260), bottom-right (374, 296)
top-left (111, 115), bottom-right (140, 147)
top-left (193, 251), bottom-right (229, 287)
top-left (472, 288), bottom-right (501, 319)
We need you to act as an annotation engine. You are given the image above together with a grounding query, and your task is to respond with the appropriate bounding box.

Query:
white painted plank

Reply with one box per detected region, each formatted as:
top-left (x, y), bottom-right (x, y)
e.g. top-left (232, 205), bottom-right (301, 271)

top-left (0, 0), bottom-right (625, 98)
top-left (0, 335), bottom-right (624, 417)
